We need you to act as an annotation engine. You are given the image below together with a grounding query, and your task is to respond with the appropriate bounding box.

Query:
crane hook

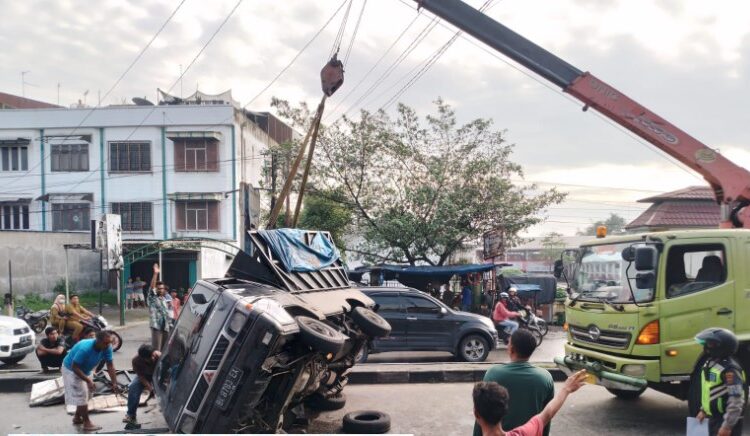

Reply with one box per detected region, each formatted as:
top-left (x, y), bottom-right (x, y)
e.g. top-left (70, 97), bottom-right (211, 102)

top-left (321, 53), bottom-right (345, 97)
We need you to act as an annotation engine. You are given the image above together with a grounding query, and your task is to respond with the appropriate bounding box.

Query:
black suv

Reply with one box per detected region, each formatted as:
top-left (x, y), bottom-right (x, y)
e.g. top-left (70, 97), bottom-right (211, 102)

top-left (153, 231), bottom-right (391, 433)
top-left (359, 287), bottom-right (499, 362)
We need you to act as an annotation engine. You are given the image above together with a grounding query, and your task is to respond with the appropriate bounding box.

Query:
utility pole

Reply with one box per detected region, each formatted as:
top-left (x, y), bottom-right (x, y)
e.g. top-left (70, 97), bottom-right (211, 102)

top-left (57, 83), bottom-right (61, 105)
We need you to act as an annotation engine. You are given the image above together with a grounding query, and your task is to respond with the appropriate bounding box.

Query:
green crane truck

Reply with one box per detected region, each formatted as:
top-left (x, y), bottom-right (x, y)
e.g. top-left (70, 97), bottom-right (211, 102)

top-left (410, 0), bottom-right (750, 412)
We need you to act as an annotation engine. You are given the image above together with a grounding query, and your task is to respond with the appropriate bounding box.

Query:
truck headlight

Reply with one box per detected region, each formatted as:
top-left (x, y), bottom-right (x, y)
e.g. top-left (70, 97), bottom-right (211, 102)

top-left (252, 298), bottom-right (295, 325)
top-left (622, 364), bottom-right (646, 377)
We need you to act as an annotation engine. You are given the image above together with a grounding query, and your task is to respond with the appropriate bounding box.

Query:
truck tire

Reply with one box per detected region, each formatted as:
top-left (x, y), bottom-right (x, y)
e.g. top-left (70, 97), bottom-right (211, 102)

top-left (342, 410), bottom-right (391, 434)
top-left (355, 345), bottom-right (369, 363)
top-left (606, 387), bottom-right (645, 400)
top-left (351, 307), bottom-right (391, 338)
top-left (458, 334), bottom-right (490, 362)
top-left (306, 393), bottom-right (346, 411)
top-left (296, 316), bottom-right (346, 354)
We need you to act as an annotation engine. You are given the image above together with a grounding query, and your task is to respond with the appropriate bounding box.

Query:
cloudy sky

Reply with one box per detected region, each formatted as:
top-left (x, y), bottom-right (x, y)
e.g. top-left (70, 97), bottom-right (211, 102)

top-left (2, 0), bottom-right (749, 236)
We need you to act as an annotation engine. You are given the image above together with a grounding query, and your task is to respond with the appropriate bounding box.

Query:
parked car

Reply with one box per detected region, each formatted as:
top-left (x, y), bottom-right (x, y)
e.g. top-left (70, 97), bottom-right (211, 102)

top-left (0, 314), bottom-right (35, 365)
top-left (153, 230), bottom-right (391, 434)
top-left (358, 287), bottom-right (500, 362)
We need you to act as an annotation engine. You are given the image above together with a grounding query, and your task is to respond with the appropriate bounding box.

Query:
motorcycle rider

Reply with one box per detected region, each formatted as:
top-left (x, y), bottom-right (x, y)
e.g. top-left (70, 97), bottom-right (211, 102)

top-left (695, 328), bottom-right (747, 436)
top-left (50, 294), bottom-right (85, 342)
top-left (493, 292), bottom-right (521, 337)
top-left (506, 287), bottom-right (525, 312)
top-left (67, 295), bottom-right (95, 342)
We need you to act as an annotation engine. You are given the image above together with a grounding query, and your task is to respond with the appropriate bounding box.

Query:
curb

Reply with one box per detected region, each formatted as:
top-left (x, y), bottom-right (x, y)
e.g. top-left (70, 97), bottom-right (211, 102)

top-left (348, 362), bottom-right (566, 385)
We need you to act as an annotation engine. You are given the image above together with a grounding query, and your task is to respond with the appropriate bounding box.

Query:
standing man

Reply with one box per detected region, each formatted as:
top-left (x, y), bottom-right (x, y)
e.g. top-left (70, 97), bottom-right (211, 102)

top-left (125, 278), bottom-right (135, 310)
top-left (134, 276), bottom-right (146, 308)
top-left (62, 331), bottom-right (118, 432)
top-left (148, 263), bottom-right (171, 350)
top-left (123, 344), bottom-right (162, 430)
top-left (36, 326), bottom-right (67, 373)
top-left (473, 329), bottom-right (555, 436)
top-left (461, 280), bottom-right (474, 312)
top-left (695, 328), bottom-right (747, 436)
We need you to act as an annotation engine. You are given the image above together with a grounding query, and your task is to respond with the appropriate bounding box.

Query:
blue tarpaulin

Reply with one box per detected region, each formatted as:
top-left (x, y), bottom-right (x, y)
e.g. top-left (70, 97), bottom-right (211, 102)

top-left (258, 229), bottom-right (340, 272)
top-left (348, 263), bottom-right (495, 290)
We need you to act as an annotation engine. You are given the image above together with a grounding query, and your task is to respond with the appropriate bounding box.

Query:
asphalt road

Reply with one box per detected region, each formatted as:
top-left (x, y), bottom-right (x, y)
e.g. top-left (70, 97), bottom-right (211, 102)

top-left (4, 381), bottom-right (750, 435)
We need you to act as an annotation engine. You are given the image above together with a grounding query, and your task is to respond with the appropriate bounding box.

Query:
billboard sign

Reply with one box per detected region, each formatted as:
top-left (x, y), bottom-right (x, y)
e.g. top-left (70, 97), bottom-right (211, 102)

top-left (483, 228), bottom-right (505, 260)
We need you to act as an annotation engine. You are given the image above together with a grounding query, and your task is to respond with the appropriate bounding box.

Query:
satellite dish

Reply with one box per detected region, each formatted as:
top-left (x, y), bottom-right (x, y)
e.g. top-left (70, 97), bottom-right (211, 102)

top-left (132, 97), bottom-right (154, 106)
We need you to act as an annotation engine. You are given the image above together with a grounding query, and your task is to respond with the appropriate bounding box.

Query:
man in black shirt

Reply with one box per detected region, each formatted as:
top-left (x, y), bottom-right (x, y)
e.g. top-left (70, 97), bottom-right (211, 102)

top-left (124, 344), bottom-right (161, 429)
top-left (36, 326), bottom-right (67, 372)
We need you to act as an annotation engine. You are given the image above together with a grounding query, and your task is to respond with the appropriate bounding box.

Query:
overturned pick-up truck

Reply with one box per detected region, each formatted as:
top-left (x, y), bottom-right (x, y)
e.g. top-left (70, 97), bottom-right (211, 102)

top-left (153, 229), bottom-right (391, 433)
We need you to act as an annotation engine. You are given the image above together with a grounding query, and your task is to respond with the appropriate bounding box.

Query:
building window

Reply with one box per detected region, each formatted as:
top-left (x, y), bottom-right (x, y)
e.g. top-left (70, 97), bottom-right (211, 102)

top-left (51, 143), bottom-right (89, 171)
top-left (51, 203), bottom-right (90, 231)
top-left (173, 139), bottom-right (218, 172)
top-left (111, 202), bottom-right (152, 232)
top-left (1, 204), bottom-right (29, 230)
top-left (1, 146), bottom-right (29, 171)
top-left (109, 142), bottom-right (151, 172)
top-left (175, 201), bottom-right (219, 231)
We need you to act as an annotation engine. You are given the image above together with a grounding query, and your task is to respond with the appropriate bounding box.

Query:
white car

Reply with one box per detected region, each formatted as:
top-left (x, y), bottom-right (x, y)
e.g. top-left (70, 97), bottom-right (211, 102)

top-left (0, 315), bottom-right (35, 365)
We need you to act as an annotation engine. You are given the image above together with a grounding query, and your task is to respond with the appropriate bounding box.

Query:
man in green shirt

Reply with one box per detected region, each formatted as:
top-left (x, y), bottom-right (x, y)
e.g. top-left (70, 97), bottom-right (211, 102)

top-left (473, 329), bottom-right (554, 436)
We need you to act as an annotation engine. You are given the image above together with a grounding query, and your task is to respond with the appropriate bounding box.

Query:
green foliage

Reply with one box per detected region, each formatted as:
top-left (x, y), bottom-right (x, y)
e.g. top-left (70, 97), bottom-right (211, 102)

top-left (273, 98), bottom-right (566, 266)
top-left (555, 288), bottom-right (569, 300)
top-left (297, 189), bottom-right (353, 252)
top-left (52, 278), bottom-right (76, 296)
top-left (16, 294), bottom-right (51, 311)
top-left (578, 213), bottom-right (627, 236)
top-left (499, 267), bottom-right (524, 276)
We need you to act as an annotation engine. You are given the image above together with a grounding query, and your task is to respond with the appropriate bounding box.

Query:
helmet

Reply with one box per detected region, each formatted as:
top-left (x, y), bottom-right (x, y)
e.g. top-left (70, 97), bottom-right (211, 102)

top-left (509, 287), bottom-right (518, 294)
top-left (695, 328), bottom-right (738, 358)
top-left (499, 292), bottom-right (509, 299)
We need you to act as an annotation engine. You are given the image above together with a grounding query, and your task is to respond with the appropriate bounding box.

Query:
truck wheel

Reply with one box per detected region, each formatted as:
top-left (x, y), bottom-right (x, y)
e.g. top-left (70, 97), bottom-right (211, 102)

top-left (0, 356), bottom-right (25, 365)
top-left (355, 345), bottom-right (369, 364)
top-left (606, 387), bottom-right (645, 400)
top-left (343, 410), bottom-right (391, 434)
top-left (296, 316), bottom-right (346, 354)
top-left (306, 393), bottom-right (346, 411)
top-left (351, 307), bottom-right (391, 338)
top-left (459, 334), bottom-right (490, 362)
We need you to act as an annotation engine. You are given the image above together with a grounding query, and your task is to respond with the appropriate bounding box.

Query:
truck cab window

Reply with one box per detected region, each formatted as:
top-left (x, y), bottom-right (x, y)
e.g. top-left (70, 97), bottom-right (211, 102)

top-left (666, 244), bottom-right (726, 298)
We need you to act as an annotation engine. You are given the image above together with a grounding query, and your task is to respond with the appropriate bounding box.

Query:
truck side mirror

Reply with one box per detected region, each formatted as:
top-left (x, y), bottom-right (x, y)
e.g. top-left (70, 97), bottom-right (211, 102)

top-left (634, 246), bottom-right (658, 271)
top-left (635, 272), bottom-right (656, 289)
top-left (553, 260), bottom-right (564, 278)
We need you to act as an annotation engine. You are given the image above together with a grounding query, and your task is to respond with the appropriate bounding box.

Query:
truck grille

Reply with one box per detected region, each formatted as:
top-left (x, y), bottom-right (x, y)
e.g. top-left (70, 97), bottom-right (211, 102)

top-left (206, 336), bottom-right (230, 371)
top-left (570, 325), bottom-right (631, 349)
top-left (187, 378), bottom-right (209, 412)
top-left (13, 327), bottom-right (29, 335)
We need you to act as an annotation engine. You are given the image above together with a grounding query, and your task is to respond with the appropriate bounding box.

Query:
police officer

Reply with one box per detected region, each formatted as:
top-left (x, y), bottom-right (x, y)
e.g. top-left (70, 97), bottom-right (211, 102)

top-left (695, 328), bottom-right (747, 436)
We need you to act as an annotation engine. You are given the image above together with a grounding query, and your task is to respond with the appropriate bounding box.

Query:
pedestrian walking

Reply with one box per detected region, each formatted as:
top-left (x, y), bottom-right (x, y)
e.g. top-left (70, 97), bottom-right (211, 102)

top-left (148, 263), bottom-right (171, 351)
top-left (695, 328), bottom-right (747, 436)
top-left (472, 369), bottom-right (586, 436)
top-left (123, 344), bottom-right (161, 430)
top-left (62, 331), bottom-right (119, 432)
top-left (473, 329), bottom-right (554, 436)
top-left (125, 277), bottom-right (135, 310)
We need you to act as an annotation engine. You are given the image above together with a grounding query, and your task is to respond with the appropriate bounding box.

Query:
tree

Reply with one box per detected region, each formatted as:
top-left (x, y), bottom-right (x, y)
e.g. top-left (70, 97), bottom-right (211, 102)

top-left (297, 189), bottom-right (353, 252)
top-left (577, 213), bottom-right (627, 236)
top-left (541, 232), bottom-right (566, 264)
top-left (273, 98), bottom-right (565, 266)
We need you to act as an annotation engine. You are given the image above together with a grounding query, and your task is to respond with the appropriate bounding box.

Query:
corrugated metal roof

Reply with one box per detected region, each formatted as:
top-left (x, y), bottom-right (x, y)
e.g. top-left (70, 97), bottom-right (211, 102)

top-left (0, 92), bottom-right (61, 109)
top-left (625, 200), bottom-right (719, 229)
top-left (637, 186), bottom-right (714, 203)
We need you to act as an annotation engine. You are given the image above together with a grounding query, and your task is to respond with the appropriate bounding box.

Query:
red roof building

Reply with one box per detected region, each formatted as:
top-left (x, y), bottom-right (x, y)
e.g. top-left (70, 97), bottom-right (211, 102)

top-left (0, 92), bottom-right (61, 109)
top-left (625, 186), bottom-right (720, 232)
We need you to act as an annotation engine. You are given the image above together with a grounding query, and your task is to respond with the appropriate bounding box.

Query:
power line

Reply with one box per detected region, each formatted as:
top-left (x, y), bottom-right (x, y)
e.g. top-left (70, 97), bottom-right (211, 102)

top-left (4, 0), bottom-right (188, 189)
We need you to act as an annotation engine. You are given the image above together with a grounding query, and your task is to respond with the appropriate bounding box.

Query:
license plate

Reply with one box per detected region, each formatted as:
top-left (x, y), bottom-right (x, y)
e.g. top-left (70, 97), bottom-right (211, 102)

top-left (215, 366), bottom-right (244, 411)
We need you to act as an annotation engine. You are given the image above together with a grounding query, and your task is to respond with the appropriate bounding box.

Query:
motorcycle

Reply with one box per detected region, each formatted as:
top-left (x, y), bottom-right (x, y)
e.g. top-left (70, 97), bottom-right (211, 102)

top-left (62, 315), bottom-right (123, 352)
top-left (526, 310), bottom-right (549, 337)
top-left (496, 309), bottom-right (544, 347)
top-left (15, 306), bottom-right (50, 334)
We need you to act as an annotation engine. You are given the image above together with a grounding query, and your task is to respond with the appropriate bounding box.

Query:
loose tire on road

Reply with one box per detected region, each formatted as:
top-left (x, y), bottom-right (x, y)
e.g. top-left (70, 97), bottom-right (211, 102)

top-left (606, 387), bottom-right (646, 400)
top-left (342, 410), bottom-right (391, 434)
top-left (296, 316), bottom-right (346, 354)
top-left (458, 334), bottom-right (490, 362)
top-left (306, 393), bottom-right (347, 411)
top-left (351, 307), bottom-right (391, 338)
top-left (0, 356), bottom-right (25, 365)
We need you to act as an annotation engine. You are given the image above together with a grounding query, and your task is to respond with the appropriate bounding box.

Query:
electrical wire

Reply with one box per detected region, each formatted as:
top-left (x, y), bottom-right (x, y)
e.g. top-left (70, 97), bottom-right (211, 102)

top-left (343, 0), bottom-right (368, 66)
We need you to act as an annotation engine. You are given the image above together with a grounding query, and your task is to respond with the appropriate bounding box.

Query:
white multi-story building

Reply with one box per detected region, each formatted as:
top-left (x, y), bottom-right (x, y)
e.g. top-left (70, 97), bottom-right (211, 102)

top-left (0, 93), bottom-right (292, 290)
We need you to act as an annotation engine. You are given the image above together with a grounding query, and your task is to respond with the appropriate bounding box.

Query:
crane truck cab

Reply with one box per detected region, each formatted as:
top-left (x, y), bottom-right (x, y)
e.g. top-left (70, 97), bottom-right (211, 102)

top-left (555, 229), bottom-right (750, 412)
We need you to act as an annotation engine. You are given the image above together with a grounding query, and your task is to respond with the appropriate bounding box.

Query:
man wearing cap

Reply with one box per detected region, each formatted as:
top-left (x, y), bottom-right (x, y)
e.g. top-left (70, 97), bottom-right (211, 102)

top-left (695, 328), bottom-right (747, 436)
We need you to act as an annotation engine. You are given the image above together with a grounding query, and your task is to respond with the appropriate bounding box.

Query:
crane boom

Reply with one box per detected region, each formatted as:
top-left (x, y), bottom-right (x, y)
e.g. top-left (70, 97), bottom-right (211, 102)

top-left (415, 0), bottom-right (750, 228)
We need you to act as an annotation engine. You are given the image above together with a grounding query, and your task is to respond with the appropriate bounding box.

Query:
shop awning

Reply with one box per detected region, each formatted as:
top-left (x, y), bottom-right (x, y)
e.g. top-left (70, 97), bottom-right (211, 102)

top-left (36, 193), bottom-right (94, 202)
top-left (167, 192), bottom-right (224, 201)
top-left (166, 131), bottom-right (222, 141)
